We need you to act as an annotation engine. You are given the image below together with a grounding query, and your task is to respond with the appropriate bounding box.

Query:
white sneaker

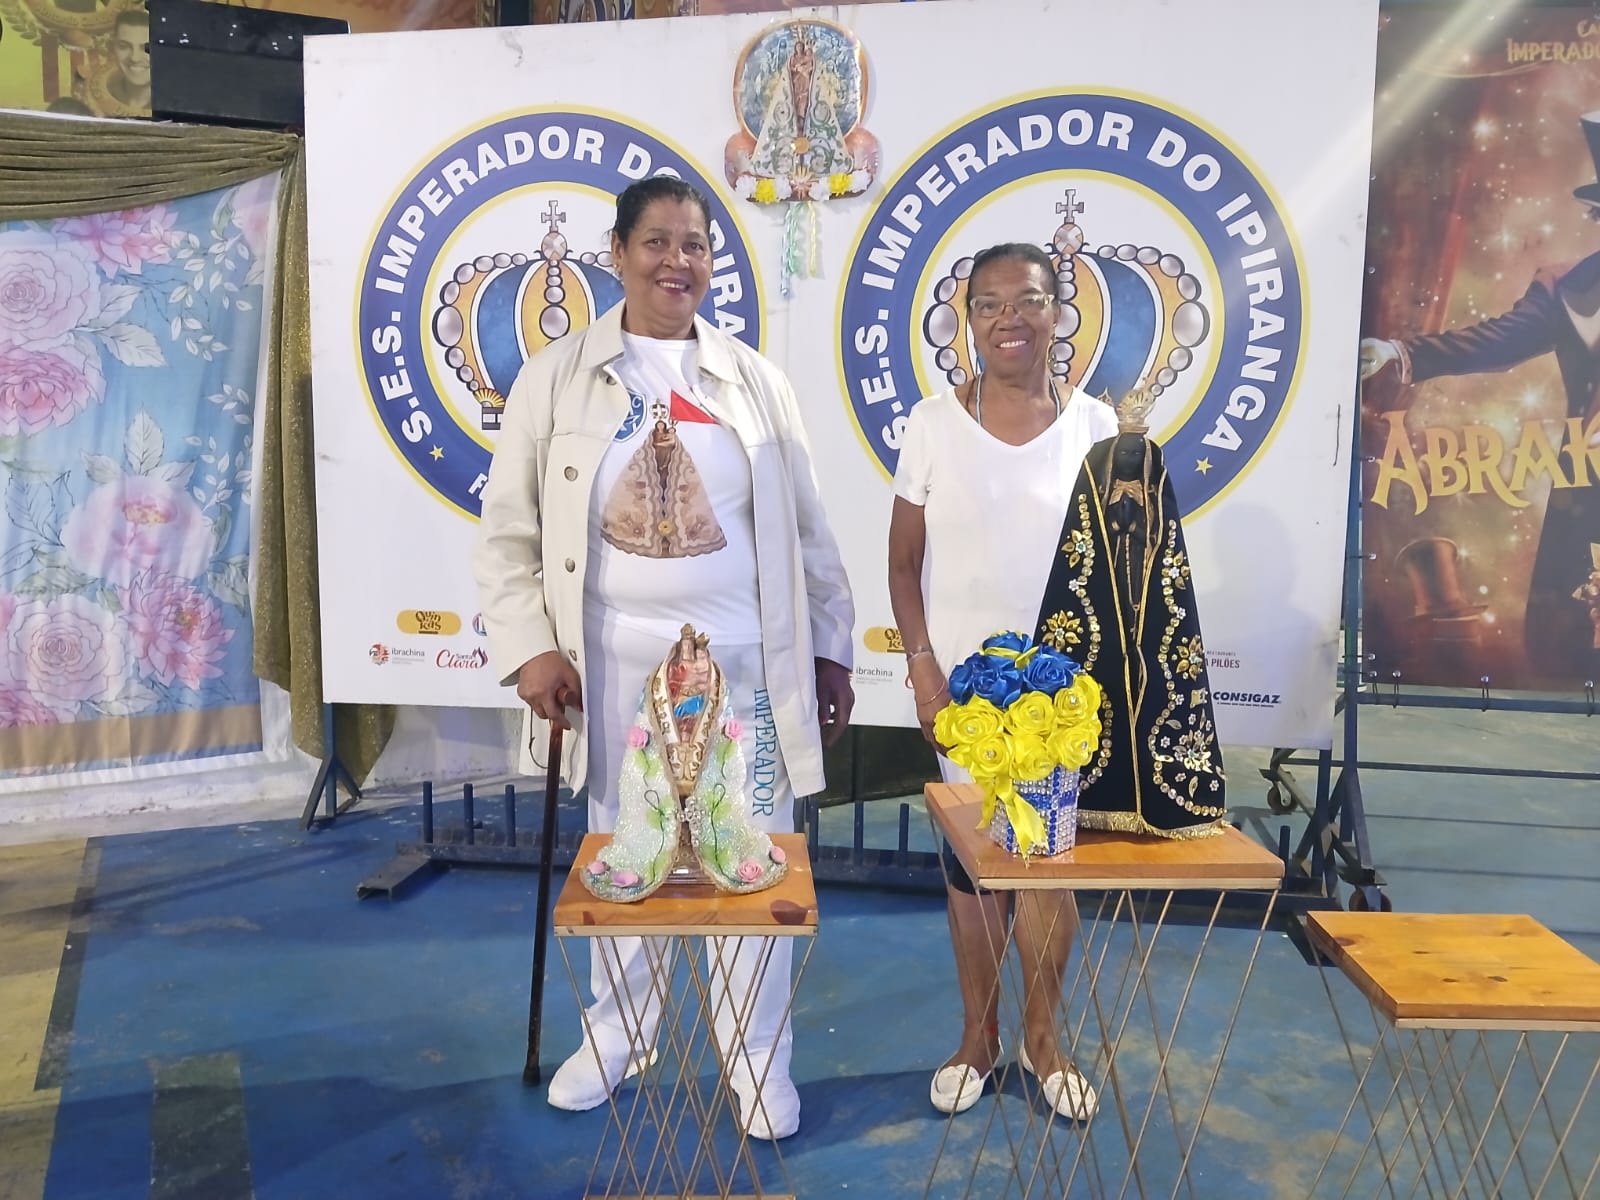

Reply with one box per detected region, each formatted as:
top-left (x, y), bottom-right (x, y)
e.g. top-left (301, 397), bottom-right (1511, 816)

top-left (731, 1074), bottom-right (800, 1140)
top-left (545, 1043), bottom-right (655, 1112)
top-left (1017, 1043), bottom-right (1097, 1121)
top-left (929, 1040), bottom-right (1004, 1115)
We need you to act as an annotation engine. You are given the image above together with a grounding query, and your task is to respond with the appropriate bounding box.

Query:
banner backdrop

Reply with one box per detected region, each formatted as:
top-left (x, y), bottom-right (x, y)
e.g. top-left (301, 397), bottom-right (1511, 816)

top-left (306, 0), bottom-right (1376, 749)
top-left (1360, 5), bottom-right (1600, 692)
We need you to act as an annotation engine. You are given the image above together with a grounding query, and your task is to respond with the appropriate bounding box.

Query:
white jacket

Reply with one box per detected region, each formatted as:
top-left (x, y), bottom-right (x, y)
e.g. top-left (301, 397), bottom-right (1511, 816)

top-left (471, 302), bottom-right (855, 797)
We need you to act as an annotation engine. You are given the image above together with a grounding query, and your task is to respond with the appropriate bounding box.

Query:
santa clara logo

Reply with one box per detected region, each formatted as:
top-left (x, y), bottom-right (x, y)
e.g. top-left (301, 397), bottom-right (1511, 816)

top-left (357, 110), bottom-right (764, 518)
top-left (837, 92), bottom-right (1306, 516)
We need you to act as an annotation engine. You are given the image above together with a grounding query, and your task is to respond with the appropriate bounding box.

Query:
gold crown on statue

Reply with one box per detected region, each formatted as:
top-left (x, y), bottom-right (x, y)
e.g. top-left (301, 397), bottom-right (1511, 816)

top-left (1109, 378), bottom-right (1158, 434)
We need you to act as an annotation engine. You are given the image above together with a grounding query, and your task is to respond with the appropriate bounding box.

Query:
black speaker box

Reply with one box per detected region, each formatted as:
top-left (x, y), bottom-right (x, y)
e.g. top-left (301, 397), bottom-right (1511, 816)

top-left (150, 0), bottom-right (348, 130)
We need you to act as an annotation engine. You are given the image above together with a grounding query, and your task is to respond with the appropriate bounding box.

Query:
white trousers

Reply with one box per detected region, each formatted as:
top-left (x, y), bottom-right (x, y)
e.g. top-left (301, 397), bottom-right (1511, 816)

top-left (578, 606), bottom-right (795, 1091)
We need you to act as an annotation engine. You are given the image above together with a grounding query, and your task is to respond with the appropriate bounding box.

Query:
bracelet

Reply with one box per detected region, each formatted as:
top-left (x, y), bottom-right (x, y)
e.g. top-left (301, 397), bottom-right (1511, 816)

top-left (914, 685), bottom-right (949, 706)
top-left (905, 646), bottom-right (933, 664)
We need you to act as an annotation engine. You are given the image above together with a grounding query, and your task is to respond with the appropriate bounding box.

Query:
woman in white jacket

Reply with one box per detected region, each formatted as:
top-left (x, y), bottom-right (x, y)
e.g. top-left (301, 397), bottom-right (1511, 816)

top-left (472, 177), bottom-right (854, 1140)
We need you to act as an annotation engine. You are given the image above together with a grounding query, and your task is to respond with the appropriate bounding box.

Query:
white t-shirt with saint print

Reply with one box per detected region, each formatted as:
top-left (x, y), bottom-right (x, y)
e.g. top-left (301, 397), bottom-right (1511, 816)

top-left (586, 332), bottom-right (762, 645)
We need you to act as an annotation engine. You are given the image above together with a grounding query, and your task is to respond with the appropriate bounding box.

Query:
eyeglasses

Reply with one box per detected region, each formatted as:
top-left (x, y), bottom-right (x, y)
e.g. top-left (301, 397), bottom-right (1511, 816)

top-left (969, 292), bottom-right (1055, 319)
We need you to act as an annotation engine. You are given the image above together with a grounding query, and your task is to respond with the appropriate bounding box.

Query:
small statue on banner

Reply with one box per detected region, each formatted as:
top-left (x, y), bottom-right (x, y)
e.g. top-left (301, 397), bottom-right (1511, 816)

top-left (725, 19), bottom-right (879, 294)
top-left (581, 625), bottom-right (789, 904)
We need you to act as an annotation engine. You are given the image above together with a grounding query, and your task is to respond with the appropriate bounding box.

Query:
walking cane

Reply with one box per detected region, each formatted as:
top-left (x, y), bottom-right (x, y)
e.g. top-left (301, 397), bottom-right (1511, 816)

top-left (522, 715), bottom-right (564, 1087)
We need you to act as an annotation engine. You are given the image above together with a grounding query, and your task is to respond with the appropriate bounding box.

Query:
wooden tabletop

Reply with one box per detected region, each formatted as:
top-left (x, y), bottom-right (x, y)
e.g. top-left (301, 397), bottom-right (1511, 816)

top-left (554, 833), bottom-right (817, 938)
top-left (1307, 912), bottom-right (1600, 1030)
top-left (927, 783), bottom-right (1283, 892)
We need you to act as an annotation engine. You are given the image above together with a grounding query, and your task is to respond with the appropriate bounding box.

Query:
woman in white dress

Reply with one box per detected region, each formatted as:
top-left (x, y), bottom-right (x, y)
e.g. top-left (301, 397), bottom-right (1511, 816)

top-left (887, 243), bottom-right (1116, 1119)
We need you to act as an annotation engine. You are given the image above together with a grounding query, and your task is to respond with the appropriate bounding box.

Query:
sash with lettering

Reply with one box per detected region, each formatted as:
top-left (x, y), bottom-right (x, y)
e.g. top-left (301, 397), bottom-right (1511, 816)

top-left (1032, 436), bottom-right (1227, 838)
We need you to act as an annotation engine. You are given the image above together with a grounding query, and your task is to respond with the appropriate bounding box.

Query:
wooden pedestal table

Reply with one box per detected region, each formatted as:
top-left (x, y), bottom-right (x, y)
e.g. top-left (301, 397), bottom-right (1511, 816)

top-left (553, 833), bottom-right (816, 1200)
top-left (1306, 912), bottom-right (1600, 1199)
top-left (924, 782), bottom-right (1284, 1200)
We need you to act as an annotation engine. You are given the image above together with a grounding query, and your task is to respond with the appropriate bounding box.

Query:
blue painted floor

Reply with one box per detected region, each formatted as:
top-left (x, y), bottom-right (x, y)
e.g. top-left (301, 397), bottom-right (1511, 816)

top-left (13, 702), bottom-right (1600, 1198)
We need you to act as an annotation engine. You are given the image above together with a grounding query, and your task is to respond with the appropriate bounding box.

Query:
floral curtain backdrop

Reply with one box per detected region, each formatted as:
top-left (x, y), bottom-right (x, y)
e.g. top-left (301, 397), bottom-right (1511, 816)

top-left (0, 176), bottom-right (277, 786)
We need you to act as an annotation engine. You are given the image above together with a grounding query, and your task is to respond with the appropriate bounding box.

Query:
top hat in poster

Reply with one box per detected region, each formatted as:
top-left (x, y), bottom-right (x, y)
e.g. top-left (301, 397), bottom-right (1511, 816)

top-left (1396, 537), bottom-right (1487, 619)
top-left (1575, 112), bottom-right (1600, 205)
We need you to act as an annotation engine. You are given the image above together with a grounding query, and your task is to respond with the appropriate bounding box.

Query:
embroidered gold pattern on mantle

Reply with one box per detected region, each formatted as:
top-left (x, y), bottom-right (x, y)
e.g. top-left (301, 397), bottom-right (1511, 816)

top-left (1032, 438), bottom-right (1227, 837)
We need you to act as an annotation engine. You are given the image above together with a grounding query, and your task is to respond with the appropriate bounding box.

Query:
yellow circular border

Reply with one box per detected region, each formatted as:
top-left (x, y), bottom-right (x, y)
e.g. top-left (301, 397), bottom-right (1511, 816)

top-left (833, 85), bottom-right (1313, 521)
top-left (349, 104), bottom-right (769, 522)
top-left (911, 168), bottom-right (1225, 446)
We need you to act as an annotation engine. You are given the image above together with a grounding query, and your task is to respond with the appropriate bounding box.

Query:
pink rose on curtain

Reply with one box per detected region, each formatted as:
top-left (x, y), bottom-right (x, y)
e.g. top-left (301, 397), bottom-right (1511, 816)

top-left (0, 341), bottom-right (106, 436)
top-left (123, 572), bottom-right (233, 690)
top-left (0, 232), bottom-right (101, 349)
top-left (228, 176), bottom-right (277, 262)
top-left (0, 593), bottom-right (16, 686)
top-left (58, 206), bottom-right (178, 277)
top-left (5, 595), bottom-right (125, 708)
top-left (0, 687), bottom-right (60, 729)
top-left (61, 477), bottom-right (214, 587)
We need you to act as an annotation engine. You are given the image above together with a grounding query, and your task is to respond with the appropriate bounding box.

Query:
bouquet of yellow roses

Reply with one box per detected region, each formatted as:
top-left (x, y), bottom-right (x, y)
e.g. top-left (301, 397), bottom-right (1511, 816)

top-left (932, 631), bottom-right (1103, 857)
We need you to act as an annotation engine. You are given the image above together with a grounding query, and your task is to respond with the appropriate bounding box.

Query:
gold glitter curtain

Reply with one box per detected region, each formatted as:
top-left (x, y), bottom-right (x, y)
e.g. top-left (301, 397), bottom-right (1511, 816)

top-left (0, 110), bottom-right (395, 782)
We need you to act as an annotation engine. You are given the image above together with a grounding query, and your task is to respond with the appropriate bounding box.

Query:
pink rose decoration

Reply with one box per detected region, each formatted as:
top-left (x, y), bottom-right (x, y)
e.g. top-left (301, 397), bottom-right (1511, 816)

top-left (123, 572), bottom-right (234, 691)
top-left (61, 476), bottom-right (214, 587)
top-left (0, 342), bottom-right (105, 436)
top-left (0, 687), bottom-right (60, 729)
top-left (612, 870), bottom-right (640, 888)
top-left (587, 860), bottom-right (609, 877)
top-left (6, 595), bottom-right (124, 709)
top-left (724, 717), bottom-right (744, 741)
top-left (58, 206), bottom-right (177, 277)
top-left (737, 860), bottom-right (764, 883)
top-left (768, 844), bottom-right (786, 865)
top-left (0, 232), bottom-right (101, 349)
top-left (228, 176), bottom-right (277, 262)
top-left (626, 725), bottom-right (649, 750)
top-left (0, 593), bottom-right (15, 636)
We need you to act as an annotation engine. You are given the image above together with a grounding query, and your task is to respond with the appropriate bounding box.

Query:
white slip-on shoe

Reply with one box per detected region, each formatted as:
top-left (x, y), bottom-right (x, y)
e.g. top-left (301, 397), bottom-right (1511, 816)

top-left (731, 1074), bottom-right (800, 1140)
top-left (928, 1040), bottom-right (1005, 1115)
top-left (545, 1043), bottom-right (656, 1112)
top-left (1017, 1043), bottom-right (1097, 1121)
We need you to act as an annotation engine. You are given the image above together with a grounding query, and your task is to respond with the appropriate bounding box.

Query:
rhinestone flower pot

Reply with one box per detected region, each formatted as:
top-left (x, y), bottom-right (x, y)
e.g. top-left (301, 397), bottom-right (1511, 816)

top-left (988, 766), bottom-right (1081, 857)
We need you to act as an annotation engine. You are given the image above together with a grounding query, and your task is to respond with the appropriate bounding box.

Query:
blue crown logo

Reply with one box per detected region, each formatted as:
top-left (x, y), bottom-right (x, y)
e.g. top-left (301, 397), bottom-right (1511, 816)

top-left (922, 188), bottom-right (1211, 405)
top-left (429, 200), bottom-right (624, 431)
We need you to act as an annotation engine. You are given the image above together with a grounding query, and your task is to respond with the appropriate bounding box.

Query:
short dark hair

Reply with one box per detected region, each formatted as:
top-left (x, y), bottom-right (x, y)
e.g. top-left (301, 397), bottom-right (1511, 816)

top-left (613, 177), bottom-right (712, 244)
top-left (967, 242), bottom-right (1058, 305)
top-left (114, 9), bottom-right (149, 35)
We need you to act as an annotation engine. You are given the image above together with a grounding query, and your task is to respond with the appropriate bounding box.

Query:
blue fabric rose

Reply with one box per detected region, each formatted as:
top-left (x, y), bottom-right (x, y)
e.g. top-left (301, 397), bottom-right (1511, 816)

top-left (982, 631), bottom-right (1032, 656)
top-left (1021, 647), bottom-right (1077, 696)
top-left (948, 658), bottom-right (978, 704)
top-left (973, 661), bottom-right (1023, 709)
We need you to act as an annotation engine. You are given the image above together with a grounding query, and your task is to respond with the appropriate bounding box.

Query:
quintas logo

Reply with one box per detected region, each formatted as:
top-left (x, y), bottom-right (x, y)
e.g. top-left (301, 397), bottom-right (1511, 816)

top-left (838, 93), bottom-right (1305, 516)
top-left (437, 647), bottom-right (489, 669)
top-left (358, 110), bottom-right (763, 518)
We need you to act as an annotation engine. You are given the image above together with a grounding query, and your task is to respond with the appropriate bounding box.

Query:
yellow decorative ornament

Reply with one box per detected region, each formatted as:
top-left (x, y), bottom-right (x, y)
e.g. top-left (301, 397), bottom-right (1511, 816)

top-left (933, 697), bottom-right (1004, 748)
top-left (964, 732), bottom-right (1012, 779)
top-left (1004, 691), bottom-right (1055, 739)
top-left (1046, 725), bottom-right (1097, 772)
top-left (753, 179), bottom-right (779, 204)
top-left (1009, 732), bottom-right (1055, 782)
top-left (1054, 673), bottom-right (1103, 726)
